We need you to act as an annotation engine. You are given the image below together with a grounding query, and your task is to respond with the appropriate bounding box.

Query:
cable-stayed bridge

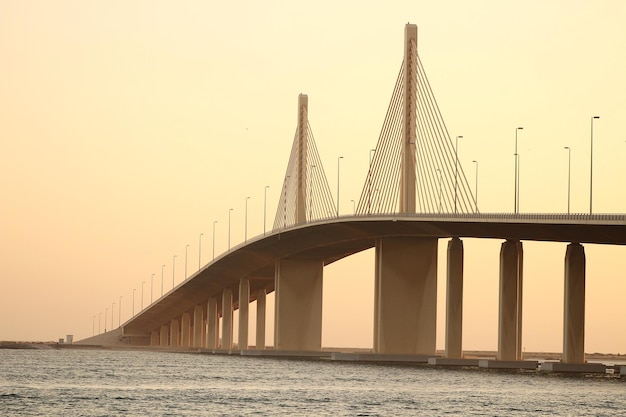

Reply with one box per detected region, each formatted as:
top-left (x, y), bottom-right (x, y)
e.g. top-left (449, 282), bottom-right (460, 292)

top-left (80, 24), bottom-right (625, 371)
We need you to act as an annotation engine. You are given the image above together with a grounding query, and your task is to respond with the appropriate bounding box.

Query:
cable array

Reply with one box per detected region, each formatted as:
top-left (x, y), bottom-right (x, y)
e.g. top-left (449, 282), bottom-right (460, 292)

top-left (356, 53), bottom-right (477, 215)
top-left (273, 120), bottom-right (336, 230)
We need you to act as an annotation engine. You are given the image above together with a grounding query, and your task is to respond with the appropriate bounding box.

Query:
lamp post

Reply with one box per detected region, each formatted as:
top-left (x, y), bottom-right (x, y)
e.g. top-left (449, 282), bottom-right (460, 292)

top-left (309, 165), bottom-right (316, 220)
top-left (436, 168), bottom-right (442, 213)
top-left (245, 197), bottom-right (250, 242)
top-left (185, 244), bottom-right (189, 279)
top-left (111, 303), bottom-right (114, 330)
top-left (172, 255), bottom-right (177, 288)
top-left (212, 221), bottom-right (217, 260)
top-left (590, 116), bottom-right (600, 214)
top-left (104, 309), bottom-right (107, 332)
top-left (198, 233), bottom-right (203, 270)
top-left (161, 264), bottom-right (165, 297)
top-left (264, 186), bottom-right (269, 235)
top-left (92, 315), bottom-right (95, 336)
top-left (565, 146), bottom-right (571, 214)
top-left (132, 288), bottom-right (136, 316)
top-left (514, 127), bottom-right (523, 214)
top-left (118, 296), bottom-right (122, 327)
top-left (337, 156), bottom-right (343, 217)
top-left (228, 208), bottom-right (234, 250)
top-left (472, 160), bottom-right (479, 211)
top-left (368, 148), bottom-right (376, 214)
top-left (141, 280), bottom-right (145, 310)
top-left (150, 273), bottom-right (155, 303)
top-left (455, 135), bottom-right (463, 214)
top-left (99, 312), bottom-right (102, 333)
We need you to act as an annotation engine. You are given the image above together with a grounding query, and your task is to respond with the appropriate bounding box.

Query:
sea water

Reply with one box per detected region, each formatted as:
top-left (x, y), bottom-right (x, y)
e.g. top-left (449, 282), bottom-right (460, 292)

top-left (0, 348), bottom-right (624, 416)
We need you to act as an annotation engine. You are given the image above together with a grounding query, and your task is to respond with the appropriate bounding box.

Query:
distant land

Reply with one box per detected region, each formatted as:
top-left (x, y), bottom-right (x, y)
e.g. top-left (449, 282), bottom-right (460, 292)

top-left (1, 341), bottom-right (624, 362)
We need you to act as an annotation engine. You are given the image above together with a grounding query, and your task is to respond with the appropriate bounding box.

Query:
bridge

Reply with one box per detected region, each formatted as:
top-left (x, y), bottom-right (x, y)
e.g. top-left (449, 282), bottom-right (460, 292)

top-left (81, 24), bottom-right (626, 368)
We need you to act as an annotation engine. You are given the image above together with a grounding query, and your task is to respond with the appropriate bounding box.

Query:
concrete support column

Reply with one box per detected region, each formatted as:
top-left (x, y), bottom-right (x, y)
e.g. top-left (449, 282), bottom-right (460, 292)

top-left (498, 239), bottom-right (523, 360)
top-left (222, 288), bottom-right (234, 350)
top-left (445, 237), bottom-right (464, 358)
top-left (159, 324), bottom-right (169, 347)
top-left (192, 304), bottom-right (203, 348)
top-left (150, 330), bottom-right (159, 346)
top-left (170, 319), bottom-right (180, 347)
top-left (374, 237), bottom-right (438, 354)
top-left (238, 279), bottom-right (250, 350)
top-left (256, 289), bottom-right (266, 349)
top-left (181, 312), bottom-right (191, 347)
top-left (563, 242), bottom-right (586, 364)
top-left (274, 258), bottom-right (323, 351)
top-left (206, 297), bottom-right (219, 349)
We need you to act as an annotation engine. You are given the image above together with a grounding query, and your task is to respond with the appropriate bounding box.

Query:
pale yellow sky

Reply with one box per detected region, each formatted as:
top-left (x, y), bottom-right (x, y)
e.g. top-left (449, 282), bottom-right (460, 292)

top-left (1, 1), bottom-right (625, 353)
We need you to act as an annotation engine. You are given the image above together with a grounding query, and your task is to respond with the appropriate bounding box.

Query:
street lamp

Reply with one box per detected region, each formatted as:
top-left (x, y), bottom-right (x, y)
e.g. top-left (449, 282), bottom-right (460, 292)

top-left (132, 288), bottom-right (136, 316)
top-left (92, 315), bottom-right (95, 336)
top-left (185, 244), bottom-right (189, 279)
top-left (228, 208), bottom-right (234, 250)
top-left (99, 312), bottom-right (102, 334)
top-left (264, 186), bottom-right (269, 235)
top-left (337, 156), bottom-right (343, 217)
top-left (104, 309), bottom-right (107, 332)
top-left (436, 168), bottom-right (442, 213)
top-left (590, 116), bottom-right (600, 214)
top-left (111, 303), bottom-right (115, 330)
top-left (368, 149), bottom-right (376, 214)
top-left (514, 127), bottom-right (523, 214)
top-left (455, 135), bottom-right (463, 214)
top-left (198, 233), bottom-right (203, 270)
top-left (309, 165), bottom-right (316, 220)
top-left (212, 221), bottom-right (217, 260)
top-left (141, 281), bottom-right (145, 310)
top-left (150, 273), bottom-right (155, 303)
top-left (565, 146), bottom-right (571, 214)
top-left (118, 296), bottom-right (122, 327)
top-left (472, 160), bottom-right (479, 211)
top-left (161, 264), bottom-right (165, 297)
top-left (245, 197), bottom-right (250, 242)
top-left (172, 255), bottom-right (177, 288)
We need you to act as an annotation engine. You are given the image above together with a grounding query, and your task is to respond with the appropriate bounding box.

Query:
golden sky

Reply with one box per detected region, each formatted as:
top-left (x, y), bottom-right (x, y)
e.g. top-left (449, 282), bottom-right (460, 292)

top-left (1, 1), bottom-right (625, 353)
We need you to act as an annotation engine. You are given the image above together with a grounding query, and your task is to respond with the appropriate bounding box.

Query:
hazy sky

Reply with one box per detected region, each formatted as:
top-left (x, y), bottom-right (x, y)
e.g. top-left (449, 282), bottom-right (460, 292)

top-left (1, 1), bottom-right (625, 354)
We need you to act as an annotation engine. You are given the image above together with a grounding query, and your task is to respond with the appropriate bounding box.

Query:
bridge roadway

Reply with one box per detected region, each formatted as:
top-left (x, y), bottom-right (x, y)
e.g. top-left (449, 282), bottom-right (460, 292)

top-left (123, 213), bottom-right (626, 338)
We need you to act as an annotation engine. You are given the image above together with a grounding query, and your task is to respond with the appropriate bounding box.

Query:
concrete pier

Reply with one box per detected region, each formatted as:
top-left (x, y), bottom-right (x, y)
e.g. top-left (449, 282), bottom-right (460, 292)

top-left (563, 242), bottom-right (586, 364)
top-left (170, 319), bottom-right (180, 347)
top-left (238, 279), bottom-right (249, 350)
top-left (374, 237), bottom-right (437, 355)
top-left (150, 330), bottom-right (159, 346)
top-left (222, 288), bottom-right (234, 350)
top-left (192, 304), bottom-right (203, 348)
top-left (274, 258), bottom-right (323, 351)
top-left (181, 312), bottom-right (191, 347)
top-left (445, 237), bottom-right (464, 358)
top-left (159, 325), bottom-right (169, 347)
top-left (498, 240), bottom-right (523, 360)
top-left (207, 297), bottom-right (218, 349)
top-left (256, 289), bottom-right (266, 349)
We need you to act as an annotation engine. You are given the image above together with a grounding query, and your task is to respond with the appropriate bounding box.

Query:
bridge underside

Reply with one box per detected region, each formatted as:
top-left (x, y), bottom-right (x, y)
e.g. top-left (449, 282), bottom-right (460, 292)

top-left (114, 216), bottom-right (624, 359)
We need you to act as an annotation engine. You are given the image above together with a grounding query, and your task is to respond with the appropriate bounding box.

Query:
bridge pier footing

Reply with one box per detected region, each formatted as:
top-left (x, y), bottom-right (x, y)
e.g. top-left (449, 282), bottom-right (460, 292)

top-left (563, 242), bottom-right (586, 364)
top-left (170, 319), bottom-right (180, 347)
top-left (274, 258), bottom-right (323, 351)
top-left (159, 324), bottom-right (169, 347)
top-left (374, 237), bottom-right (437, 355)
top-left (150, 330), bottom-right (159, 346)
top-left (498, 240), bottom-right (523, 360)
top-left (445, 237), bottom-right (464, 358)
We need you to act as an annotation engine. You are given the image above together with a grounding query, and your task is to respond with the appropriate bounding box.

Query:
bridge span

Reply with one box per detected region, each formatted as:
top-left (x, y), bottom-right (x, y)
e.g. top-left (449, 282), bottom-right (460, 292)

top-left (81, 23), bottom-right (624, 370)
